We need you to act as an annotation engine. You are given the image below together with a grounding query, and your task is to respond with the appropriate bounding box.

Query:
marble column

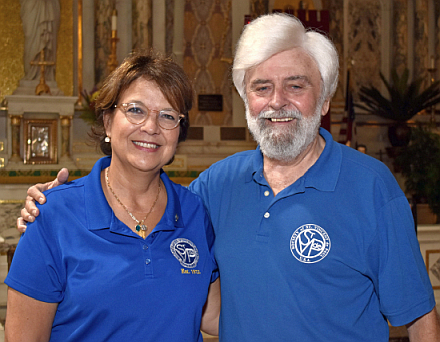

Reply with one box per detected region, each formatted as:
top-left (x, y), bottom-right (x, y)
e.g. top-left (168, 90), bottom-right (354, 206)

top-left (60, 115), bottom-right (73, 160)
top-left (9, 115), bottom-right (22, 162)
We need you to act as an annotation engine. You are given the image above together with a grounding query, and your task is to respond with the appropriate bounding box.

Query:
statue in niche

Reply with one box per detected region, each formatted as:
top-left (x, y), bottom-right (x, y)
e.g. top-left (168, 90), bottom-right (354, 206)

top-left (20, 0), bottom-right (60, 82)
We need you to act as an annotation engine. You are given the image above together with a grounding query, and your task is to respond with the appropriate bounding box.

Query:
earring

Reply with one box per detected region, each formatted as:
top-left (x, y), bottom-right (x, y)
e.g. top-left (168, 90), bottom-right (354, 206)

top-left (105, 136), bottom-right (111, 143)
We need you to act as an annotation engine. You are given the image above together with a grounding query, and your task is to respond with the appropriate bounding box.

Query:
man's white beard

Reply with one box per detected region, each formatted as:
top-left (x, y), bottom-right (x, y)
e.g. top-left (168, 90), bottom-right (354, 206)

top-left (246, 103), bottom-right (323, 162)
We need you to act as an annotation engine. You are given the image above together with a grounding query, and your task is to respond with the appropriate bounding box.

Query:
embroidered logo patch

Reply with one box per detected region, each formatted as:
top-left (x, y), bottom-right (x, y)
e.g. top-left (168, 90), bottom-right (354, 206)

top-left (170, 238), bottom-right (199, 268)
top-left (290, 224), bottom-right (331, 264)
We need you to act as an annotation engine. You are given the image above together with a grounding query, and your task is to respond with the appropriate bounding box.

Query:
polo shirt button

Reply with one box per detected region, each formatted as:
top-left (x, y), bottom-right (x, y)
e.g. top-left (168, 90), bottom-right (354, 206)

top-left (143, 245), bottom-right (148, 250)
top-left (145, 259), bottom-right (151, 265)
top-left (264, 212), bottom-right (270, 218)
top-left (264, 190), bottom-right (270, 196)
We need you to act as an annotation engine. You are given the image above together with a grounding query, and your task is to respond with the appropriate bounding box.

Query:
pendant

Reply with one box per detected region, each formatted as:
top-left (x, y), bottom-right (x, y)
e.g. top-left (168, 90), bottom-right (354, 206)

top-left (139, 230), bottom-right (147, 239)
top-left (136, 224), bottom-right (147, 232)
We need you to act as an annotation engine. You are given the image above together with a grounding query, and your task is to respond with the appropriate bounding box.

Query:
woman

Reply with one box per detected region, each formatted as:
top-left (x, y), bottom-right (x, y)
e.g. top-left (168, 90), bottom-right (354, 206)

top-left (5, 50), bottom-right (220, 342)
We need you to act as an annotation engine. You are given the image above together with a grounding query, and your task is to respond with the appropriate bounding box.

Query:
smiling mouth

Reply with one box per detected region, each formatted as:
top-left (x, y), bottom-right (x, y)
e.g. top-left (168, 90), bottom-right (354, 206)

top-left (268, 118), bottom-right (294, 122)
top-left (133, 141), bottom-right (159, 149)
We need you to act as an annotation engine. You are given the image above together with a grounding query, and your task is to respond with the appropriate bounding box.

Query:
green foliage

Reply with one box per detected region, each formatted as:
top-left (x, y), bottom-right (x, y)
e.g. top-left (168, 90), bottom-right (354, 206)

top-left (395, 126), bottom-right (440, 217)
top-left (356, 69), bottom-right (440, 122)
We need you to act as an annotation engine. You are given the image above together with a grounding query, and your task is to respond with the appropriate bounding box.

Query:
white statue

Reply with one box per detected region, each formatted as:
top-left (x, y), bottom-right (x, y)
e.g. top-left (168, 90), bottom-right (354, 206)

top-left (20, 0), bottom-right (60, 81)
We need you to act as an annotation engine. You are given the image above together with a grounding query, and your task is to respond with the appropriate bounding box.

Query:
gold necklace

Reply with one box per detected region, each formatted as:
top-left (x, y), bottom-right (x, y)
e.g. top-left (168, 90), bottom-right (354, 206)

top-left (105, 167), bottom-right (162, 239)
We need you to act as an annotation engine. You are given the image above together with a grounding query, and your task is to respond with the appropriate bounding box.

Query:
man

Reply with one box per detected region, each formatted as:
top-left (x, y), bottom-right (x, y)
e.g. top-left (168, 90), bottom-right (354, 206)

top-left (18, 13), bottom-right (440, 341)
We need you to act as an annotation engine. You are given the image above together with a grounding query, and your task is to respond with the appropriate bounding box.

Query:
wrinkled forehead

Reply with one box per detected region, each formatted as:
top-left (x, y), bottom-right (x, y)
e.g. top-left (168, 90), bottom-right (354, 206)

top-left (245, 48), bottom-right (322, 89)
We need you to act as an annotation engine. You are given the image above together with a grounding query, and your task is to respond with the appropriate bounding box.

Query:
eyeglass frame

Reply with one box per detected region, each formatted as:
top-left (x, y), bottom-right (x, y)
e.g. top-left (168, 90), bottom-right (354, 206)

top-left (114, 102), bottom-right (186, 130)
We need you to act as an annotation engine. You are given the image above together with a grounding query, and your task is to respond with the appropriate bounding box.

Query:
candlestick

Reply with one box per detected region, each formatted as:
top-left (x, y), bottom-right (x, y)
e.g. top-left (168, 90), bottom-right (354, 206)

top-left (108, 10), bottom-right (119, 74)
top-left (111, 9), bottom-right (117, 31)
top-left (427, 63), bottom-right (437, 126)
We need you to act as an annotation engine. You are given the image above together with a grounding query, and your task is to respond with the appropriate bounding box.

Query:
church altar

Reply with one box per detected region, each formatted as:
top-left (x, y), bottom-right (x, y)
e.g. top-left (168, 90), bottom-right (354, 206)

top-left (5, 94), bottom-right (77, 167)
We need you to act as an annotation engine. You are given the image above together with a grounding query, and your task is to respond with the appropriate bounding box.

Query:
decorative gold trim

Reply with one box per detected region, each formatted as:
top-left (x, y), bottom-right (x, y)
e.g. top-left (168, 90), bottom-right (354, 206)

top-left (24, 119), bottom-right (58, 164)
top-left (0, 200), bottom-right (25, 204)
top-left (76, 0), bottom-right (83, 107)
top-left (0, 158), bottom-right (4, 168)
top-left (426, 249), bottom-right (440, 290)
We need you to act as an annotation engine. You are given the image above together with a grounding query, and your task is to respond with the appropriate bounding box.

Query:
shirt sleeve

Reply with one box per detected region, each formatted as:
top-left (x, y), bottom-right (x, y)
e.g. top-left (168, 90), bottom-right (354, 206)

top-left (5, 205), bottom-right (65, 303)
top-left (204, 212), bottom-right (219, 284)
top-left (189, 172), bottom-right (209, 209)
top-left (370, 195), bottom-right (435, 326)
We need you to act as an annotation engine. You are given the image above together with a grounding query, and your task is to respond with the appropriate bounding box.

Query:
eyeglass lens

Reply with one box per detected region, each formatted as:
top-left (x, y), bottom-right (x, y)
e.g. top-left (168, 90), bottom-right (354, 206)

top-left (120, 103), bottom-right (181, 129)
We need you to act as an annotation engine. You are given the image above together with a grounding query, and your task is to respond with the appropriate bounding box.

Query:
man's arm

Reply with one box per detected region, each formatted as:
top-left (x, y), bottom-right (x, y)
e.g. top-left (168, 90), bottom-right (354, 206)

top-left (200, 277), bottom-right (221, 336)
top-left (406, 307), bottom-right (440, 342)
top-left (16, 168), bottom-right (69, 233)
top-left (5, 288), bottom-right (58, 342)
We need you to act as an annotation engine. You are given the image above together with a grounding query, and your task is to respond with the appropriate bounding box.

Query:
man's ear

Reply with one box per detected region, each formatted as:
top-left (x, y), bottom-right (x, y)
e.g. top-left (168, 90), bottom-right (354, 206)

top-left (321, 99), bottom-right (331, 117)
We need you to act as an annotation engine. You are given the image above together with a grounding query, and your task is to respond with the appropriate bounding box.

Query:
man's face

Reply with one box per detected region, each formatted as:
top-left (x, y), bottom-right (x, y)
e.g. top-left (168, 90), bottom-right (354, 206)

top-left (244, 48), bottom-right (329, 162)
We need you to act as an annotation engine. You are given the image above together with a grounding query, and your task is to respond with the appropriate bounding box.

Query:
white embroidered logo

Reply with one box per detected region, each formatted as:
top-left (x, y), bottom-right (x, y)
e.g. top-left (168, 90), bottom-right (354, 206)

top-left (170, 238), bottom-right (199, 268)
top-left (290, 224), bottom-right (331, 263)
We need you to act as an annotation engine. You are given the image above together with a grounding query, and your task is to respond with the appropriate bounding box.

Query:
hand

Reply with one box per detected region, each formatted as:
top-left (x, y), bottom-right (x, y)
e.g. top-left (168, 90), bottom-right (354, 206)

top-left (16, 168), bottom-right (69, 233)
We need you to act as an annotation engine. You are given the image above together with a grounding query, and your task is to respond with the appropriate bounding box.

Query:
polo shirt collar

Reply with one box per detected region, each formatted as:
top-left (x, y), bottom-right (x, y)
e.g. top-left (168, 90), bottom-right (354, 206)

top-left (85, 156), bottom-right (112, 231)
top-left (84, 157), bottom-right (185, 232)
top-left (246, 127), bottom-right (341, 192)
top-left (157, 170), bottom-right (184, 230)
top-left (305, 127), bottom-right (341, 192)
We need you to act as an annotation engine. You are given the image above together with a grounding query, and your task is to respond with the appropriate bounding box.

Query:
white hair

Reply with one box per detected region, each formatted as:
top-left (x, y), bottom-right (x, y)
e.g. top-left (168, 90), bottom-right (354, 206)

top-left (232, 13), bottom-right (339, 102)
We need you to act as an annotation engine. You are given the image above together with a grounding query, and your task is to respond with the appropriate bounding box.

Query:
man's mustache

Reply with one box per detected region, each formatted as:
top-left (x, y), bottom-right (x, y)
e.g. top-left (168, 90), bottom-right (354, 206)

top-left (258, 109), bottom-right (303, 120)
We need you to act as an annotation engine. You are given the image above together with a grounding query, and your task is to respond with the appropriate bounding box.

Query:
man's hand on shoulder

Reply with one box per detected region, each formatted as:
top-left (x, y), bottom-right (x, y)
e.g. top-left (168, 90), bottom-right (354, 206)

top-left (17, 168), bottom-right (69, 233)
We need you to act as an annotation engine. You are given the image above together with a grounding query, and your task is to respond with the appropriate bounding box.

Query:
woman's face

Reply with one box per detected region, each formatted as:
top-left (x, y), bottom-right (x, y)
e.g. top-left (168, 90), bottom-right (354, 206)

top-left (104, 78), bottom-right (180, 174)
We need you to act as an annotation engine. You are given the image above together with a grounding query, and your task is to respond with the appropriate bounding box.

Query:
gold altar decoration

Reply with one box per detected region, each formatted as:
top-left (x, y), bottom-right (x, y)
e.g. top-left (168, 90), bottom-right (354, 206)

top-left (56, 0), bottom-right (74, 96)
top-left (8, 115), bottom-right (22, 162)
top-left (76, 0), bottom-right (83, 107)
top-left (428, 56), bottom-right (437, 126)
top-left (107, 9), bottom-right (119, 74)
top-left (31, 49), bottom-right (55, 95)
top-left (0, 0), bottom-right (73, 98)
top-left (24, 119), bottom-right (58, 165)
top-left (0, 1), bottom-right (24, 99)
top-left (60, 116), bottom-right (73, 159)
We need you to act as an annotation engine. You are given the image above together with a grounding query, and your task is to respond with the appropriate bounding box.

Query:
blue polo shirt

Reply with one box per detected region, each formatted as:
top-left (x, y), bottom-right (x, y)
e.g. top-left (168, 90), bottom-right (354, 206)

top-left (6, 157), bottom-right (218, 342)
top-left (189, 128), bottom-right (435, 342)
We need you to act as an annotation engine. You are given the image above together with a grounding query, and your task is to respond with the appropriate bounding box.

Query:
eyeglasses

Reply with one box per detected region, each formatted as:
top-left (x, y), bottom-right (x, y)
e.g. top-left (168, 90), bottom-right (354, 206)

top-left (114, 102), bottom-right (185, 130)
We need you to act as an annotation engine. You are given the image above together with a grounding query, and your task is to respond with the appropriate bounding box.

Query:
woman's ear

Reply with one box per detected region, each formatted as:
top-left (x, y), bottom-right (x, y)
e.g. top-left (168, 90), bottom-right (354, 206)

top-left (103, 111), bottom-right (112, 135)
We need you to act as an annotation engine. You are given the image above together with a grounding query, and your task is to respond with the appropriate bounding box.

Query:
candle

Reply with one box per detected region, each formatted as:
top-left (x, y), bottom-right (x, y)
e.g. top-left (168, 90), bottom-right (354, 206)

top-left (112, 9), bottom-right (117, 31)
top-left (431, 56), bottom-right (435, 69)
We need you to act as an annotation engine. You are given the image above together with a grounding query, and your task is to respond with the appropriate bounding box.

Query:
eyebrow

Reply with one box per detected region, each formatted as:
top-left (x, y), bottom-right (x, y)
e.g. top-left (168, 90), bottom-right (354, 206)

top-left (250, 75), bottom-right (312, 87)
top-left (284, 75), bottom-right (311, 84)
top-left (250, 79), bottom-right (272, 86)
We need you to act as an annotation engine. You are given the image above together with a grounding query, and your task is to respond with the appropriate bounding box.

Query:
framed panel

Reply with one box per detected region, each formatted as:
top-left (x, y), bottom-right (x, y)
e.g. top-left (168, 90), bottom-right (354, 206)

top-left (426, 249), bottom-right (440, 290)
top-left (24, 119), bottom-right (57, 164)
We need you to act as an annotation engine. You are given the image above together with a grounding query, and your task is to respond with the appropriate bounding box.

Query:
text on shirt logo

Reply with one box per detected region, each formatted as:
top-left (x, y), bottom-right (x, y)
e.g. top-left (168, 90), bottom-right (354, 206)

top-left (290, 224), bottom-right (331, 263)
top-left (170, 238), bottom-right (199, 268)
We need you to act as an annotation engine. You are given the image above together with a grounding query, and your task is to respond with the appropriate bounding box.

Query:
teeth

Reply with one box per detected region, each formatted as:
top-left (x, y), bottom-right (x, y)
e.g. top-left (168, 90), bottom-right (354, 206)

top-left (133, 141), bottom-right (158, 148)
top-left (270, 118), bottom-right (293, 122)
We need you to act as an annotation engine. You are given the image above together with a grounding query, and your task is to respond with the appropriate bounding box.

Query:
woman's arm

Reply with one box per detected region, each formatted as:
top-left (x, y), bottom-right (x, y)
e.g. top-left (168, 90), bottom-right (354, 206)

top-left (5, 288), bottom-right (58, 342)
top-left (200, 277), bottom-right (221, 336)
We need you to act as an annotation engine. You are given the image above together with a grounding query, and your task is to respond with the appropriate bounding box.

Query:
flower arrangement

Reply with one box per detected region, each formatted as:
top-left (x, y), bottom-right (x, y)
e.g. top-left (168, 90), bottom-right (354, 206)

top-left (80, 88), bottom-right (100, 125)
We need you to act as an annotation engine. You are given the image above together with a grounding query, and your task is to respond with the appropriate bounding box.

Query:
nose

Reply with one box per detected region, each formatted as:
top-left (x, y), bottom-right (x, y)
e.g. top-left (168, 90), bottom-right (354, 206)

top-left (269, 87), bottom-right (289, 110)
top-left (140, 111), bottom-right (161, 134)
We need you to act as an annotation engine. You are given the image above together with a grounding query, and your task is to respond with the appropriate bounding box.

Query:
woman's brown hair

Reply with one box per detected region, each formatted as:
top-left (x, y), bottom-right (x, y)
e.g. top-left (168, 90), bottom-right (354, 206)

top-left (90, 49), bottom-right (193, 155)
